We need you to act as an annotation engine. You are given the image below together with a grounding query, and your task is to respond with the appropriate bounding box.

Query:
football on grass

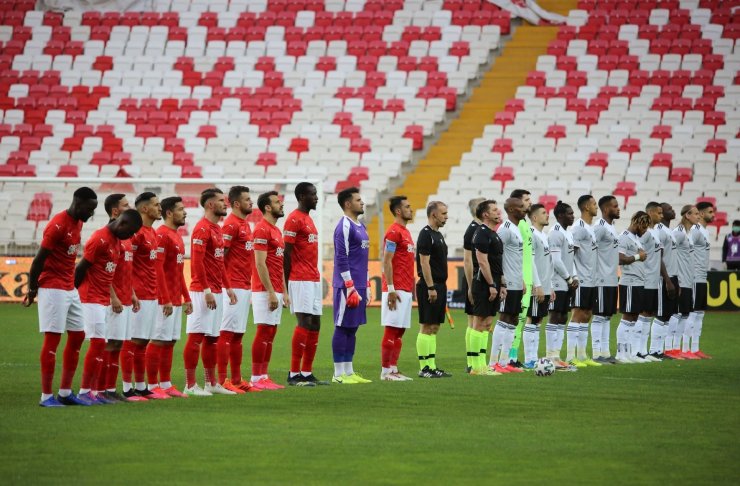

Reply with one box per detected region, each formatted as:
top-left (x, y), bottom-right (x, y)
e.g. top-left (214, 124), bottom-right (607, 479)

top-left (535, 358), bottom-right (555, 377)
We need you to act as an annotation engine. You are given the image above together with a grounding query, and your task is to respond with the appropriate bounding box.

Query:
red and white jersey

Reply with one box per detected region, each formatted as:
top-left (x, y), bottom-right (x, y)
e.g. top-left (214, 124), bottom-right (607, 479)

top-left (190, 217), bottom-right (230, 292)
top-left (283, 209), bottom-right (320, 282)
top-left (112, 238), bottom-right (134, 306)
top-left (78, 226), bottom-right (121, 305)
top-left (381, 222), bottom-right (416, 292)
top-left (156, 225), bottom-right (190, 306)
top-left (38, 210), bottom-right (82, 291)
top-left (222, 213), bottom-right (253, 290)
top-left (251, 218), bottom-right (285, 293)
top-left (131, 225), bottom-right (163, 301)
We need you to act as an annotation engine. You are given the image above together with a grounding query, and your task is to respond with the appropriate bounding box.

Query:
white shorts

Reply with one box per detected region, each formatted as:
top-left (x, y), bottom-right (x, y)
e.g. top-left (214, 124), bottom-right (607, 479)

top-left (106, 305), bottom-right (132, 341)
top-left (288, 280), bottom-right (323, 316)
top-left (130, 299), bottom-right (157, 340)
top-left (37, 288), bottom-right (84, 334)
top-left (381, 290), bottom-right (413, 329)
top-left (152, 305), bottom-right (183, 341)
top-left (187, 291), bottom-right (224, 337)
top-left (252, 291), bottom-right (284, 326)
top-left (82, 303), bottom-right (107, 339)
top-left (221, 288), bottom-right (251, 333)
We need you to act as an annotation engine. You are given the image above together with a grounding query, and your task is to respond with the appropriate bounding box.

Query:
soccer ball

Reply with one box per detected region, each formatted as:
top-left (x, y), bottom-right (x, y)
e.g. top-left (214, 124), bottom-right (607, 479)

top-left (534, 358), bottom-right (555, 377)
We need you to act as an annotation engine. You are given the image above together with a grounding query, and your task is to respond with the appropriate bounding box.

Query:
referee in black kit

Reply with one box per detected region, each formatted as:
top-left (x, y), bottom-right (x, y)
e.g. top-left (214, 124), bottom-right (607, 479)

top-left (415, 201), bottom-right (452, 378)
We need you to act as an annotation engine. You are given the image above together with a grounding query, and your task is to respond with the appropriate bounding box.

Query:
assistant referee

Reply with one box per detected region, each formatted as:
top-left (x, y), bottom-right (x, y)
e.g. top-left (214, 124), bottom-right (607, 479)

top-left (415, 201), bottom-right (451, 378)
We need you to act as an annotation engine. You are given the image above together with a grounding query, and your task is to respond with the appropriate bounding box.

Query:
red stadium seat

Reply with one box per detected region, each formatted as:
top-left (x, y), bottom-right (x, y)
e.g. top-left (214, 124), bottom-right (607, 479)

top-left (492, 166), bottom-right (514, 191)
top-left (614, 181), bottom-right (637, 207)
top-left (669, 168), bottom-right (693, 192)
top-left (586, 152), bottom-right (609, 176)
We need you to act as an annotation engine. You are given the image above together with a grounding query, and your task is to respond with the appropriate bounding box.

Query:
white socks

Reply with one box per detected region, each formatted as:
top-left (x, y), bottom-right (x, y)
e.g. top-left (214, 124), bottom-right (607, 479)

top-left (681, 315), bottom-right (693, 352)
top-left (637, 315), bottom-right (652, 355)
top-left (491, 321), bottom-right (516, 366)
top-left (690, 311), bottom-right (705, 352)
top-left (600, 316), bottom-right (611, 357)
top-left (591, 315), bottom-right (608, 357)
top-left (523, 323), bottom-right (539, 363)
top-left (616, 319), bottom-right (628, 359)
top-left (630, 320), bottom-right (642, 357)
top-left (577, 324), bottom-right (589, 360)
top-left (648, 319), bottom-right (667, 354)
top-left (666, 314), bottom-right (679, 350)
top-left (545, 322), bottom-right (558, 359)
top-left (566, 321), bottom-right (580, 361)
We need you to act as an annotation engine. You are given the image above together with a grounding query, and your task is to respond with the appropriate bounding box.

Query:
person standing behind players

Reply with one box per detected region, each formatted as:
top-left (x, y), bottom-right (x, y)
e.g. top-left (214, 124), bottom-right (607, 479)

top-left (75, 210), bottom-right (142, 404)
top-left (649, 202), bottom-right (679, 359)
top-left (380, 196), bottom-right (416, 381)
top-left (25, 187), bottom-right (98, 407)
top-left (184, 188), bottom-right (237, 396)
top-left (591, 195), bottom-right (621, 364)
top-left (722, 220), bottom-right (740, 271)
top-left (217, 186), bottom-right (258, 394)
top-left (149, 197), bottom-right (192, 398)
top-left (332, 187), bottom-right (372, 384)
top-left (250, 191), bottom-right (290, 390)
top-left (283, 182), bottom-right (327, 387)
top-left (546, 201), bottom-right (579, 370)
top-left (462, 197), bottom-right (486, 372)
top-left (686, 201), bottom-right (715, 359)
top-left (416, 201), bottom-right (451, 378)
top-left (523, 204), bottom-right (553, 368)
top-left (567, 195), bottom-right (600, 368)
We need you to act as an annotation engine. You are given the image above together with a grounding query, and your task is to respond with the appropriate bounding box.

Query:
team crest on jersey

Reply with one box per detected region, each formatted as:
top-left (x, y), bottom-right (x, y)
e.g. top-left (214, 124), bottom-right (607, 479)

top-left (105, 261), bottom-right (117, 273)
top-left (124, 251), bottom-right (133, 262)
top-left (149, 249), bottom-right (157, 260)
top-left (176, 253), bottom-right (184, 264)
top-left (214, 248), bottom-right (224, 258)
top-left (245, 241), bottom-right (254, 251)
top-left (308, 234), bottom-right (318, 243)
top-left (361, 240), bottom-right (370, 249)
top-left (67, 244), bottom-right (80, 255)
top-left (276, 247), bottom-right (285, 257)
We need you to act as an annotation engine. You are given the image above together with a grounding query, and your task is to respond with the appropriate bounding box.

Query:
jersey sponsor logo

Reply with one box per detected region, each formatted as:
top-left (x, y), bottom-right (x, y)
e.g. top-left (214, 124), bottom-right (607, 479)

top-left (176, 253), bottom-right (184, 264)
top-left (284, 230), bottom-right (297, 238)
top-left (223, 234), bottom-right (232, 240)
top-left (193, 239), bottom-right (203, 246)
top-left (157, 247), bottom-right (165, 253)
top-left (105, 261), bottom-right (117, 273)
top-left (255, 238), bottom-right (268, 245)
top-left (361, 239), bottom-right (370, 249)
top-left (214, 248), bottom-right (225, 258)
top-left (149, 249), bottom-right (157, 260)
top-left (124, 251), bottom-right (133, 262)
top-left (67, 243), bottom-right (80, 255)
top-left (307, 234), bottom-right (317, 243)
top-left (275, 247), bottom-right (285, 257)
top-left (245, 241), bottom-right (254, 251)
top-left (407, 244), bottom-right (415, 253)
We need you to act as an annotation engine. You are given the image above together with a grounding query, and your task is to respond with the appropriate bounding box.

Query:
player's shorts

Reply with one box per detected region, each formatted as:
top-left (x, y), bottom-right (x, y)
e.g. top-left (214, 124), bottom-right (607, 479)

top-left (381, 290), bottom-right (413, 329)
top-left (152, 305), bottom-right (183, 341)
top-left (594, 286), bottom-right (618, 316)
top-left (252, 291), bottom-right (284, 326)
top-left (106, 305), bottom-right (132, 341)
top-left (461, 278), bottom-right (474, 315)
top-left (82, 303), bottom-right (107, 339)
top-left (527, 294), bottom-right (551, 320)
top-left (677, 287), bottom-right (693, 316)
top-left (416, 282), bottom-right (447, 325)
top-left (333, 287), bottom-right (367, 328)
top-left (692, 281), bottom-right (708, 311)
top-left (221, 288), bottom-right (251, 333)
top-left (471, 279), bottom-right (499, 318)
top-left (130, 299), bottom-right (157, 340)
top-left (572, 286), bottom-right (596, 310)
top-left (37, 287), bottom-right (84, 334)
top-left (499, 289), bottom-right (524, 316)
top-left (641, 287), bottom-right (659, 314)
top-left (187, 291), bottom-right (224, 336)
top-left (619, 285), bottom-right (643, 314)
top-left (658, 276), bottom-right (679, 319)
top-left (549, 290), bottom-right (571, 314)
top-left (288, 280), bottom-right (322, 316)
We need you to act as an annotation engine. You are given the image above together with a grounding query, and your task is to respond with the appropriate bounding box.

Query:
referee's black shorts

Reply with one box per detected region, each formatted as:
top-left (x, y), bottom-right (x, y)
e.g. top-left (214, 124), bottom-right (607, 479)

top-left (471, 279), bottom-right (499, 318)
top-left (461, 277), bottom-right (474, 315)
top-left (417, 282), bottom-right (447, 325)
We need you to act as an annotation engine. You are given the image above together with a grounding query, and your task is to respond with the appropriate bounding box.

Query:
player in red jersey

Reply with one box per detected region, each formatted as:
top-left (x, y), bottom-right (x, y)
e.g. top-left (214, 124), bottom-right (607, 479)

top-left (217, 186), bottom-right (260, 394)
top-left (121, 192), bottom-right (170, 400)
top-left (380, 196), bottom-right (416, 382)
top-left (284, 182), bottom-right (327, 387)
top-left (147, 196), bottom-right (192, 398)
top-left (24, 187), bottom-right (98, 407)
top-left (184, 188), bottom-right (237, 396)
top-left (250, 191), bottom-right (290, 390)
top-left (75, 209), bottom-right (142, 405)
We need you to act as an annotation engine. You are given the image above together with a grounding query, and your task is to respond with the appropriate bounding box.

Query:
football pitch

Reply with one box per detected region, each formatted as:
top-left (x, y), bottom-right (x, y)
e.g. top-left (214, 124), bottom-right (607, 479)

top-left (0, 305), bottom-right (738, 485)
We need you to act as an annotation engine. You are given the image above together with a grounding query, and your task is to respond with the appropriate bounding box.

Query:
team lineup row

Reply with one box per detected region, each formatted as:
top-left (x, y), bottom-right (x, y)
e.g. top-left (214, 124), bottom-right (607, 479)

top-left (25, 183), bottom-right (714, 406)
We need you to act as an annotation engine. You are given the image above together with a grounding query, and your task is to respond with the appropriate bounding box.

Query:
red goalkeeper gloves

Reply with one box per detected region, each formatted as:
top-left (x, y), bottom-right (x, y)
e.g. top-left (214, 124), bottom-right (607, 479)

top-left (345, 280), bottom-right (362, 308)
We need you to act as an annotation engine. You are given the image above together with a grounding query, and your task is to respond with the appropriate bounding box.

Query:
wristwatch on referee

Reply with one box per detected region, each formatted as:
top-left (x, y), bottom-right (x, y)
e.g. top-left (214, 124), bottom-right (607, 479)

top-left (427, 285), bottom-right (436, 291)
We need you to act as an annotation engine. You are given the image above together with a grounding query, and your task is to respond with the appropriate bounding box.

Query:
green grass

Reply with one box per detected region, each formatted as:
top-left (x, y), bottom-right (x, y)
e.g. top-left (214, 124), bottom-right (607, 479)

top-left (0, 305), bottom-right (738, 485)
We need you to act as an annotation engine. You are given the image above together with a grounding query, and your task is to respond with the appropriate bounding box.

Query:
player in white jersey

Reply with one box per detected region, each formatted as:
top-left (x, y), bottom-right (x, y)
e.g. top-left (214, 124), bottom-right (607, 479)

top-left (686, 201), bottom-right (715, 359)
top-left (522, 204), bottom-right (552, 368)
top-left (567, 195), bottom-right (600, 367)
top-left (591, 195), bottom-right (620, 364)
top-left (649, 203), bottom-right (679, 359)
top-left (616, 212), bottom-right (649, 364)
top-left (546, 201), bottom-right (579, 371)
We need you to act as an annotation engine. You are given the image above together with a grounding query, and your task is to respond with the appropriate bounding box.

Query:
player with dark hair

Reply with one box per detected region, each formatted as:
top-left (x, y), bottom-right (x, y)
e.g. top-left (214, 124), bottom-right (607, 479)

top-left (184, 188), bottom-right (237, 396)
top-left (649, 202), bottom-right (679, 359)
top-left (25, 187), bottom-right (98, 407)
top-left (332, 187), bottom-right (372, 384)
top-left (591, 195), bottom-right (620, 364)
top-left (686, 201), bottom-right (715, 359)
top-left (722, 219), bottom-right (740, 271)
top-left (380, 195), bottom-right (415, 381)
top-left (546, 201), bottom-right (579, 371)
top-left (75, 209), bottom-right (142, 404)
top-left (462, 197), bottom-right (486, 372)
top-left (104, 193), bottom-right (126, 217)
top-left (284, 182), bottom-right (327, 386)
top-left (250, 191), bottom-right (289, 390)
top-left (415, 201), bottom-right (451, 378)
top-left (523, 203), bottom-right (552, 368)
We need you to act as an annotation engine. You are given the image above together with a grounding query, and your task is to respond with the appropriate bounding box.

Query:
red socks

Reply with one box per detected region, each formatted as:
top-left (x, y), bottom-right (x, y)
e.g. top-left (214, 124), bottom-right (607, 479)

top-left (391, 328), bottom-right (405, 367)
top-left (303, 330), bottom-right (320, 373)
top-left (133, 342), bottom-right (147, 384)
top-left (159, 343), bottom-right (174, 385)
top-left (60, 330), bottom-right (84, 390)
top-left (202, 336), bottom-right (218, 386)
top-left (183, 333), bottom-right (203, 387)
top-left (217, 331), bottom-right (234, 384)
top-left (106, 348), bottom-right (120, 391)
top-left (230, 333), bottom-right (243, 384)
top-left (120, 340), bottom-right (135, 383)
top-left (40, 332), bottom-right (62, 394)
top-left (97, 350), bottom-right (110, 392)
top-left (80, 337), bottom-right (105, 390)
top-left (291, 326), bottom-right (309, 373)
top-left (381, 327), bottom-right (405, 368)
top-left (145, 343), bottom-right (162, 387)
top-left (252, 325), bottom-right (277, 376)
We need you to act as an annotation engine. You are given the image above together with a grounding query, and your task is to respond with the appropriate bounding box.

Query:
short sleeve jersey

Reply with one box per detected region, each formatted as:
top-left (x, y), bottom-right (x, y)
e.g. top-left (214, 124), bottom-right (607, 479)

top-left (571, 218), bottom-right (598, 287)
top-left (463, 220), bottom-right (480, 272)
top-left (618, 230), bottom-right (645, 286)
top-left (78, 226), bottom-right (120, 305)
top-left (112, 239), bottom-right (134, 305)
top-left (190, 218), bottom-right (227, 292)
top-left (640, 228), bottom-right (663, 289)
top-left (655, 222), bottom-right (678, 277)
top-left (416, 225), bottom-right (448, 283)
top-left (156, 225), bottom-right (190, 306)
top-left (593, 217), bottom-right (619, 287)
top-left (472, 224), bottom-right (503, 285)
top-left (496, 219), bottom-right (524, 291)
top-left (131, 225), bottom-right (159, 300)
top-left (38, 210), bottom-right (82, 291)
top-left (222, 213), bottom-right (253, 289)
top-left (548, 224), bottom-right (576, 291)
top-left (690, 224), bottom-right (710, 282)
top-left (332, 216), bottom-right (370, 289)
top-left (251, 218), bottom-right (285, 293)
top-left (673, 225), bottom-right (695, 288)
top-left (531, 227), bottom-right (553, 294)
top-left (283, 209), bottom-right (320, 282)
top-left (382, 222), bottom-right (416, 292)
